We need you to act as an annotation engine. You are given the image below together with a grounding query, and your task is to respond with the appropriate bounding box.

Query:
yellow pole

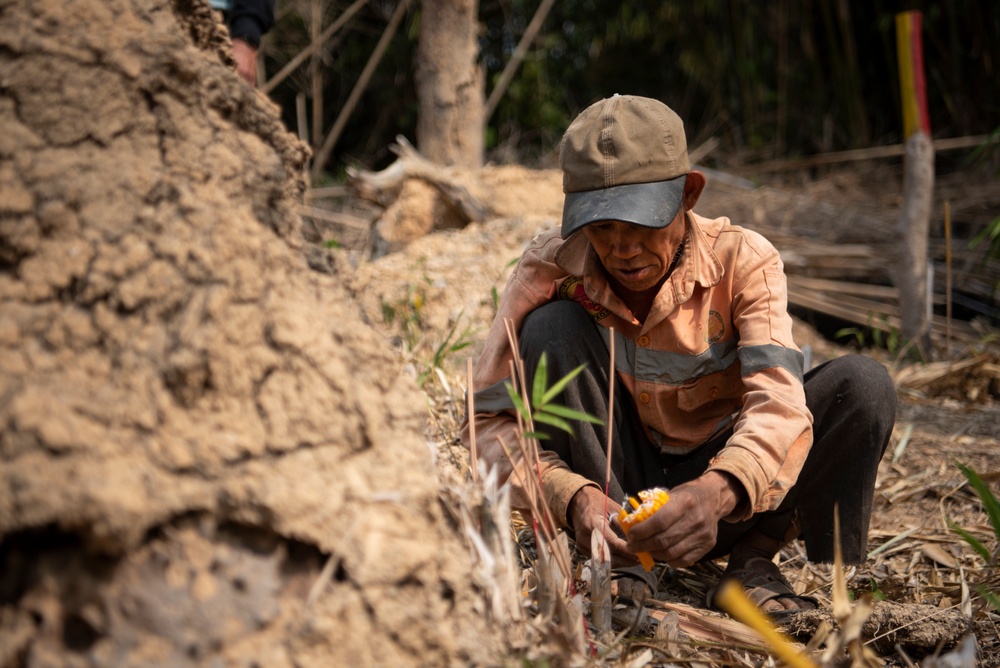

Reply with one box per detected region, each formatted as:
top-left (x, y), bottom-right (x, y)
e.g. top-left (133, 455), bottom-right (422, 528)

top-left (716, 580), bottom-right (819, 668)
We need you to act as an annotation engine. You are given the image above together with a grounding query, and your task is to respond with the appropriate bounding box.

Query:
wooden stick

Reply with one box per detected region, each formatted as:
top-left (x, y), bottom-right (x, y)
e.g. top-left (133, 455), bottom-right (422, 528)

top-left (311, 0), bottom-right (409, 180)
top-left (466, 358), bottom-right (478, 483)
top-left (311, 0), bottom-right (324, 150)
top-left (600, 327), bottom-right (616, 554)
top-left (295, 204), bottom-right (372, 229)
top-left (742, 134), bottom-right (992, 174)
top-left (295, 92), bottom-right (308, 145)
top-left (944, 200), bottom-right (953, 353)
top-left (296, 93), bottom-right (311, 199)
top-left (483, 0), bottom-right (557, 123)
top-left (260, 0), bottom-right (369, 95)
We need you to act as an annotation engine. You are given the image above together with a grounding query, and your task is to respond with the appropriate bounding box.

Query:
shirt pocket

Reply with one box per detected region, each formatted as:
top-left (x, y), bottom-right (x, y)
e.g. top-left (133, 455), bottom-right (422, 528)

top-left (676, 379), bottom-right (722, 411)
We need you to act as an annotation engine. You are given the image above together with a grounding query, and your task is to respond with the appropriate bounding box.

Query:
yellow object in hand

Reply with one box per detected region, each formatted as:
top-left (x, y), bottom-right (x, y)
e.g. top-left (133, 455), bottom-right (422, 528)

top-left (616, 487), bottom-right (669, 571)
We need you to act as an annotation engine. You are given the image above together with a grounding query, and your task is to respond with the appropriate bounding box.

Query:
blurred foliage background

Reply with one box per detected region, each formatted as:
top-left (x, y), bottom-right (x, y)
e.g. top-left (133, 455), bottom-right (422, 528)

top-left (261, 0), bottom-right (1000, 177)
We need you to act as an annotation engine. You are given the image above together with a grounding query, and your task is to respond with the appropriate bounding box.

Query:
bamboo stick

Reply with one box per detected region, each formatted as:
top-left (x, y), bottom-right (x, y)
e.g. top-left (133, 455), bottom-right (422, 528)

top-left (260, 0), bottom-right (368, 95)
top-left (483, 0), bottom-right (557, 123)
top-left (466, 358), bottom-right (477, 483)
top-left (944, 200), bottom-right (953, 352)
top-left (311, 0), bottom-right (324, 150)
top-left (295, 204), bottom-right (371, 229)
top-left (311, 0), bottom-right (409, 180)
top-left (742, 134), bottom-right (992, 174)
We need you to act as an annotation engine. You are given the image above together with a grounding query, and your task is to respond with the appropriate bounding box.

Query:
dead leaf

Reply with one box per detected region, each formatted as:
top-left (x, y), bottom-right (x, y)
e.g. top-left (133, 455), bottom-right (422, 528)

top-left (920, 543), bottom-right (957, 569)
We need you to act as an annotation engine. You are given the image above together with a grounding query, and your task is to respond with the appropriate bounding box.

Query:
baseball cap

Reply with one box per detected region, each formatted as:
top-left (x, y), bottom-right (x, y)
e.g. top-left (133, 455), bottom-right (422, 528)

top-left (560, 95), bottom-right (691, 238)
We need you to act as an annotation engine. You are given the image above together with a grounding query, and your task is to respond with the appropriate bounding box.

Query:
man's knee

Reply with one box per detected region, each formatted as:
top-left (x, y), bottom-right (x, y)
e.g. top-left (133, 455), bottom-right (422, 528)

top-left (809, 354), bottom-right (897, 453)
top-left (821, 354), bottom-right (895, 413)
top-left (520, 300), bottom-right (594, 352)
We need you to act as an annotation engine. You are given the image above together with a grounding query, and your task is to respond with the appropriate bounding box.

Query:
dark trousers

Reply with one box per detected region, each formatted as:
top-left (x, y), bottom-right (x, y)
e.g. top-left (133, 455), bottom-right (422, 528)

top-left (520, 301), bottom-right (896, 564)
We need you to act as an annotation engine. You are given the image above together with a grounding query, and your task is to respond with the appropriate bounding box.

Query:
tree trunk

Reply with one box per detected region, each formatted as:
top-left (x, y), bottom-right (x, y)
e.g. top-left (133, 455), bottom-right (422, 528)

top-left (415, 0), bottom-right (484, 168)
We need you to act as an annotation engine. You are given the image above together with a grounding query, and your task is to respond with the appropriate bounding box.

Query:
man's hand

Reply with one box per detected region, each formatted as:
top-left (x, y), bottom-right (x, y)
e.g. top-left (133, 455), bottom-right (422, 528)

top-left (625, 471), bottom-right (743, 568)
top-left (232, 38), bottom-right (258, 87)
top-left (567, 485), bottom-right (637, 567)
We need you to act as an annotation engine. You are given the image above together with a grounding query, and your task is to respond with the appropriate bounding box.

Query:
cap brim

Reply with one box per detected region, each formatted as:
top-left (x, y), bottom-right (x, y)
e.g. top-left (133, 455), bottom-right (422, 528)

top-left (560, 175), bottom-right (686, 238)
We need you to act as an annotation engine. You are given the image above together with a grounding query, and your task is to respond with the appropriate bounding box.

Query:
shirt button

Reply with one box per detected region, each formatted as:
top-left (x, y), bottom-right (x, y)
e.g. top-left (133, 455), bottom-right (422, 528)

top-left (638, 392), bottom-right (650, 404)
top-left (708, 387), bottom-right (720, 398)
top-left (637, 335), bottom-right (650, 347)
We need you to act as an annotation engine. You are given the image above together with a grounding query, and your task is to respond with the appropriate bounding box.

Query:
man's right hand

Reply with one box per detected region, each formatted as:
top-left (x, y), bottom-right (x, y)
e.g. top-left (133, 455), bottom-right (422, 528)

top-left (567, 485), bottom-right (637, 567)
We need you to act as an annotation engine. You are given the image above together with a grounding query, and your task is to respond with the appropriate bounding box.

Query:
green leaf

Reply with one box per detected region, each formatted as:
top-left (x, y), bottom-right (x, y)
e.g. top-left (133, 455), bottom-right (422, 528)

top-left (869, 578), bottom-right (887, 602)
top-left (948, 521), bottom-right (992, 562)
top-left (542, 403), bottom-right (605, 425)
top-left (980, 586), bottom-right (1000, 613)
top-left (505, 382), bottom-right (531, 422)
top-left (531, 352), bottom-right (549, 409)
top-left (523, 431), bottom-right (550, 441)
top-left (956, 461), bottom-right (1000, 542)
top-left (532, 411), bottom-right (575, 437)
top-left (540, 363), bottom-right (587, 406)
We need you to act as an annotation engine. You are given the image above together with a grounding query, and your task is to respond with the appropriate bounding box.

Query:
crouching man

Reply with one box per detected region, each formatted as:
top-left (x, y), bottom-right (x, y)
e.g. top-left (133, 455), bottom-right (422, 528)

top-left (463, 95), bottom-right (896, 613)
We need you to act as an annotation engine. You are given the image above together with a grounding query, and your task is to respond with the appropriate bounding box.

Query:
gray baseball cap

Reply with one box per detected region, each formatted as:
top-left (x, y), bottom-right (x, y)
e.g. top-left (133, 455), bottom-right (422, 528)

top-left (560, 95), bottom-right (690, 238)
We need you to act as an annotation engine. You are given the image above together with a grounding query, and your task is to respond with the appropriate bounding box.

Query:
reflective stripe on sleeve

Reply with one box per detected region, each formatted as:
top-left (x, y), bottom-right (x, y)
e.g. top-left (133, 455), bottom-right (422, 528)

top-left (738, 344), bottom-right (804, 382)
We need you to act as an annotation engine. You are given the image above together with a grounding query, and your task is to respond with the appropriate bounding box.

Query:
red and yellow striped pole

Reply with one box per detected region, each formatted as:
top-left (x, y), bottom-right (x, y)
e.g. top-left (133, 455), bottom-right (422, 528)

top-left (895, 10), bottom-right (931, 139)
top-left (895, 9), bottom-right (934, 356)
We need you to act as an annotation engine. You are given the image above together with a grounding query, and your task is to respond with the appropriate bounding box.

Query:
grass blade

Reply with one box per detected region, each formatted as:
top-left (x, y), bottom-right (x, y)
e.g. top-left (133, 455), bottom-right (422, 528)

top-left (949, 520), bottom-right (992, 562)
top-left (541, 403), bottom-right (605, 425)
top-left (956, 461), bottom-right (1000, 543)
top-left (979, 586), bottom-right (1000, 613)
top-left (532, 352), bottom-right (549, 410)
top-left (505, 382), bottom-right (531, 422)
top-left (533, 411), bottom-right (575, 437)
top-left (540, 363), bottom-right (587, 406)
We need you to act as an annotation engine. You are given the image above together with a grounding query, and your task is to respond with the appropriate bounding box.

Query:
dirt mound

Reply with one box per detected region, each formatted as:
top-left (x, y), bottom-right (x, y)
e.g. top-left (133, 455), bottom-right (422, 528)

top-left (0, 1), bottom-right (496, 665)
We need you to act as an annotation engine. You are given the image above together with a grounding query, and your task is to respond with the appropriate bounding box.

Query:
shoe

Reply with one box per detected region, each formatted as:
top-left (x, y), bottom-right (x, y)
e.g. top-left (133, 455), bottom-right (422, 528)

top-left (707, 557), bottom-right (817, 617)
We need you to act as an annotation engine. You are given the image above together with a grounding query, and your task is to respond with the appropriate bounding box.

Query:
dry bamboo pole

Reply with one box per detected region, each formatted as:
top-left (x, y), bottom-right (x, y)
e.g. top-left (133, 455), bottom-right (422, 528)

top-left (945, 200), bottom-right (952, 352)
top-left (260, 0), bottom-right (368, 95)
top-left (742, 134), bottom-right (991, 174)
top-left (295, 93), bottom-right (309, 194)
top-left (311, 0), bottom-right (324, 151)
top-left (466, 358), bottom-right (477, 483)
top-left (311, 0), bottom-right (409, 181)
top-left (483, 0), bottom-right (557, 123)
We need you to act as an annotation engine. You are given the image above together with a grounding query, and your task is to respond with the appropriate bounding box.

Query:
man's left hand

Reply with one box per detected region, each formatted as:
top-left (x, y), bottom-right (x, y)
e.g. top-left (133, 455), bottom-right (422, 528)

top-left (232, 38), bottom-right (258, 86)
top-left (625, 471), bottom-right (743, 567)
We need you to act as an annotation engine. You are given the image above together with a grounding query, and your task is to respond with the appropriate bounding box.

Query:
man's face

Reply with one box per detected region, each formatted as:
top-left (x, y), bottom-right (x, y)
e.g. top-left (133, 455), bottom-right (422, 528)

top-left (582, 212), bottom-right (685, 294)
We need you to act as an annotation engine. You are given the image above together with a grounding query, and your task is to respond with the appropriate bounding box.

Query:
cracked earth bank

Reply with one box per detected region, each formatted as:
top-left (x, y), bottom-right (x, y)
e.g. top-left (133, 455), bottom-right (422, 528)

top-left (0, 1), bottom-right (499, 665)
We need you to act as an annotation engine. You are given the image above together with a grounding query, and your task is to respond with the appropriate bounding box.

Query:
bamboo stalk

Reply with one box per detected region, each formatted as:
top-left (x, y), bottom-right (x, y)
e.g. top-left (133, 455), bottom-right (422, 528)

top-left (311, 0), bottom-right (409, 180)
top-left (944, 200), bottom-right (953, 352)
top-left (600, 327), bottom-right (616, 547)
top-left (483, 0), bottom-right (557, 123)
top-left (466, 358), bottom-right (477, 483)
top-left (295, 204), bottom-right (371, 229)
top-left (311, 0), bottom-right (324, 150)
top-left (260, 0), bottom-right (368, 95)
top-left (743, 134), bottom-right (992, 174)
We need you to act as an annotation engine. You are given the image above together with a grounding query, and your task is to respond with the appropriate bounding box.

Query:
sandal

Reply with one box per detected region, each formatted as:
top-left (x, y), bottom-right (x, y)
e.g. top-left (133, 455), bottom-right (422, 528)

top-left (707, 557), bottom-right (817, 616)
top-left (610, 564), bottom-right (658, 605)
